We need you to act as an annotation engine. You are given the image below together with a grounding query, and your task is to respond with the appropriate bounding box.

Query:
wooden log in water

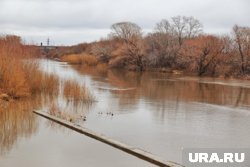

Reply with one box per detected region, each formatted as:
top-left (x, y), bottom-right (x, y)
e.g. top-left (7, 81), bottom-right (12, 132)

top-left (33, 110), bottom-right (183, 167)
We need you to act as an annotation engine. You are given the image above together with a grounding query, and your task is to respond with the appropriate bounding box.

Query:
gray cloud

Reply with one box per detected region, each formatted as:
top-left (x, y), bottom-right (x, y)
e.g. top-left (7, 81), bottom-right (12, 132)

top-left (0, 0), bottom-right (249, 45)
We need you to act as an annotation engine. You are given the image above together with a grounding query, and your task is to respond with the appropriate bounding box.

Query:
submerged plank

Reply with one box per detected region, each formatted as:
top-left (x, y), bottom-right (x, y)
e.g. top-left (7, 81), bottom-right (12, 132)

top-left (33, 110), bottom-right (183, 167)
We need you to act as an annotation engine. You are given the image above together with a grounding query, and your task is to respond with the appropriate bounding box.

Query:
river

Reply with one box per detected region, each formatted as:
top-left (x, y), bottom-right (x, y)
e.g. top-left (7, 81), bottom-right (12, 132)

top-left (1, 59), bottom-right (250, 167)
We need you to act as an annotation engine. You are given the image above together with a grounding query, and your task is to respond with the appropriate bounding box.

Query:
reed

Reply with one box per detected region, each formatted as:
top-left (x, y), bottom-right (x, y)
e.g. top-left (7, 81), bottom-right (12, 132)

top-left (0, 36), bottom-right (31, 98)
top-left (0, 35), bottom-right (59, 99)
top-left (63, 80), bottom-right (94, 103)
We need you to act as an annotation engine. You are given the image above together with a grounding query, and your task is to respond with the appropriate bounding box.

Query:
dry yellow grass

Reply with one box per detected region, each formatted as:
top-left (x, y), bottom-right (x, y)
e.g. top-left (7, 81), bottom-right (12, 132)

top-left (63, 80), bottom-right (94, 103)
top-left (0, 36), bottom-right (32, 98)
top-left (19, 61), bottom-right (60, 96)
top-left (61, 53), bottom-right (98, 66)
top-left (0, 60), bottom-right (30, 98)
top-left (61, 54), bottom-right (81, 64)
top-left (0, 35), bottom-right (59, 99)
top-left (40, 74), bottom-right (59, 95)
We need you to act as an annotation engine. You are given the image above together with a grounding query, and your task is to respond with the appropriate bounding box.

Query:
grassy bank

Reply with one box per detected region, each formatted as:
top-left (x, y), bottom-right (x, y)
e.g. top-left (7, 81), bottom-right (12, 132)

top-left (61, 53), bottom-right (98, 66)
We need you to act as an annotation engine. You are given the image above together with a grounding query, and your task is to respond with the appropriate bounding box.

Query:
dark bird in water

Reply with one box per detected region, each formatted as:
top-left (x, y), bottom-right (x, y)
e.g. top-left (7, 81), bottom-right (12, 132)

top-left (106, 112), bottom-right (114, 116)
top-left (81, 115), bottom-right (87, 121)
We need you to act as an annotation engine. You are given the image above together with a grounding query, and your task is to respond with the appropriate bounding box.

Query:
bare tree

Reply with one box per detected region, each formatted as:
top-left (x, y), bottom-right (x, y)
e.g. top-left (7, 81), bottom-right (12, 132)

top-left (171, 16), bottom-right (186, 46)
top-left (110, 22), bottom-right (145, 71)
top-left (185, 16), bottom-right (203, 38)
top-left (171, 16), bottom-right (203, 46)
top-left (155, 19), bottom-right (172, 34)
top-left (233, 25), bottom-right (250, 74)
top-left (91, 40), bottom-right (112, 63)
top-left (178, 35), bottom-right (225, 76)
top-left (145, 32), bottom-right (178, 67)
top-left (110, 22), bottom-right (142, 43)
top-left (150, 16), bottom-right (202, 67)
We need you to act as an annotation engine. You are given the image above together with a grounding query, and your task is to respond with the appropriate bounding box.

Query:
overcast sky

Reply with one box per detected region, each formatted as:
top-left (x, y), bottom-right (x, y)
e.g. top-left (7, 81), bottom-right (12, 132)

top-left (0, 0), bottom-right (249, 45)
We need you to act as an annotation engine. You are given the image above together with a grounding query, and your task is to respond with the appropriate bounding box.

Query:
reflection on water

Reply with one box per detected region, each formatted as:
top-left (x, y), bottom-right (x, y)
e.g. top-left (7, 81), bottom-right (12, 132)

top-left (73, 63), bottom-right (250, 163)
top-left (0, 94), bottom-right (55, 155)
top-left (1, 59), bottom-right (250, 166)
top-left (74, 65), bottom-right (250, 110)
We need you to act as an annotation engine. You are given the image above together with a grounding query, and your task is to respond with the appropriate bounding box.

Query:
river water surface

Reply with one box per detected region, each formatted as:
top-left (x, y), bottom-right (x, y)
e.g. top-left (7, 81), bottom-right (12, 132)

top-left (1, 59), bottom-right (250, 166)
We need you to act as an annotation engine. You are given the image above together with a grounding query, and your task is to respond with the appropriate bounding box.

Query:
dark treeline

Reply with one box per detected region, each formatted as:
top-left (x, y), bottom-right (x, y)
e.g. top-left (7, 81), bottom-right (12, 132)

top-left (48, 16), bottom-right (250, 78)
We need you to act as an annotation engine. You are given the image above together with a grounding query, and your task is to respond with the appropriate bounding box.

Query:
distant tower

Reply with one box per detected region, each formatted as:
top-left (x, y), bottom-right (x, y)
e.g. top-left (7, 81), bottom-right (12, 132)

top-left (47, 38), bottom-right (50, 46)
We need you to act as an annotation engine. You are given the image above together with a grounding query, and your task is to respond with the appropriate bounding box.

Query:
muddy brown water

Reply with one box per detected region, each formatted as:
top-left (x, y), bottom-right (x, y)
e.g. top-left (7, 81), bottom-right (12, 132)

top-left (1, 59), bottom-right (250, 167)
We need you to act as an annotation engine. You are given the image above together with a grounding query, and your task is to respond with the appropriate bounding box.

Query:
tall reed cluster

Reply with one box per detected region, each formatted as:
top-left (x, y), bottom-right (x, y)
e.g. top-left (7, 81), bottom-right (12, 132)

top-left (25, 63), bottom-right (59, 96)
top-left (0, 35), bottom-right (59, 99)
top-left (63, 80), bottom-right (94, 103)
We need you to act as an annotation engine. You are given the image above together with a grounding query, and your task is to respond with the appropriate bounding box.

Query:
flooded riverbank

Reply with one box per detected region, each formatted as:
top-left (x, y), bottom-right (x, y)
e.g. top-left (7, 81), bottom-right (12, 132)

top-left (1, 59), bottom-right (250, 166)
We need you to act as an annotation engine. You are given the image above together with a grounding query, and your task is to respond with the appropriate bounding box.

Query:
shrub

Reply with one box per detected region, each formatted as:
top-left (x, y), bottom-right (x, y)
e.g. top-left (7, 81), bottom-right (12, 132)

top-left (0, 35), bottom-right (59, 99)
top-left (0, 36), bottom-right (31, 98)
top-left (63, 80), bottom-right (94, 103)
